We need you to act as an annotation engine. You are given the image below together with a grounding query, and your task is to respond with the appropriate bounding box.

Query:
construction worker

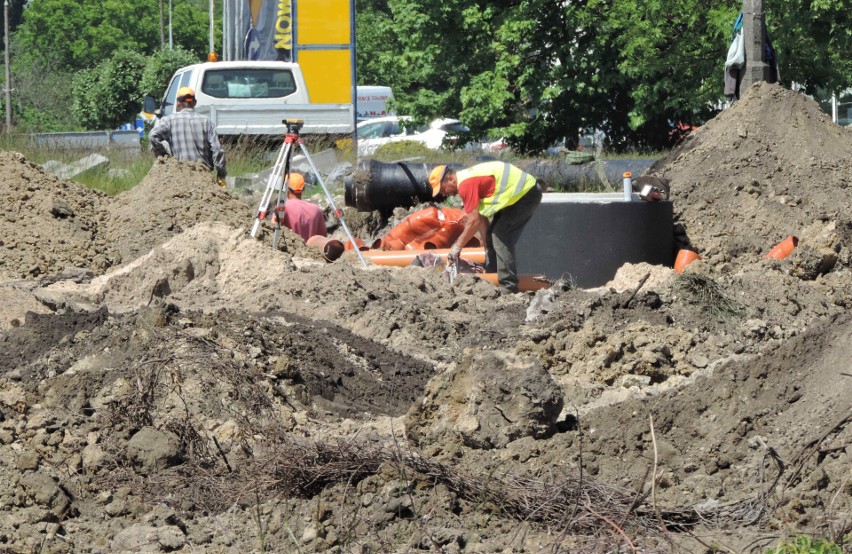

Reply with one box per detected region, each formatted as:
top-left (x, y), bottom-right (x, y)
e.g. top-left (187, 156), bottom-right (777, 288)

top-left (279, 173), bottom-right (327, 242)
top-left (430, 162), bottom-right (541, 293)
top-left (149, 87), bottom-right (227, 187)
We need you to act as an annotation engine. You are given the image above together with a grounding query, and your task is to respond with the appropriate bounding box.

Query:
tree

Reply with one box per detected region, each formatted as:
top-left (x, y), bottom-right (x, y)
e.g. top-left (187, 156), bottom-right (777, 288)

top-left (72, 49), bottom-right (148, 129)
top-left (139, 46), bottom-right (199, 98)
top-left (355, 0), bottom-right (852, 152)
top-left (10, 0), bottom-right (209, 131)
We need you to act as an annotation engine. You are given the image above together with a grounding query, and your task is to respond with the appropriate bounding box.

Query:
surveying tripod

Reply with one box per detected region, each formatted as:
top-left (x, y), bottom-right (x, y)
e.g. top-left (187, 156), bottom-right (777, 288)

top-left (250, 119), bottom-right (367, 267)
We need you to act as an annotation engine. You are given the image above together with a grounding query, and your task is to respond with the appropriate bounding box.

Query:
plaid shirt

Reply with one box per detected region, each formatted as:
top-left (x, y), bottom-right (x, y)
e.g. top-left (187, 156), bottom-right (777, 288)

top-left (150, 108), bottom-right (227, 177)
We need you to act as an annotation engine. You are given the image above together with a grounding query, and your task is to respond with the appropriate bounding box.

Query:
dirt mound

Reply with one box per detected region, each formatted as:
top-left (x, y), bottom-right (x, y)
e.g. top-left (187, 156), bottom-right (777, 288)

top-left (0, 151), bottom-right (114, 278)
top-left (652, 82), bottom-right (852, 266)
top-left (104, 158), bottom-right (255, 263)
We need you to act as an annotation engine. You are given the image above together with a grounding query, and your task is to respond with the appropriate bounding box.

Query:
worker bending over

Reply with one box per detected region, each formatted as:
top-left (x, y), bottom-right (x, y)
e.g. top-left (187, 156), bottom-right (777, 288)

top-left (279, 173), bottom-right (327, 242)
top-left (149, 87), bottom-right (227, 187)
top-left (430, 162), bottom-right (541, 293)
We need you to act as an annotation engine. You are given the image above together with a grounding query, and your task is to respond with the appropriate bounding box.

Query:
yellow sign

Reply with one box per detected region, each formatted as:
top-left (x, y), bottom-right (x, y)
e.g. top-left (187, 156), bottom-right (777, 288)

top-left (297, 0), bottom-right (351, 45)
top-left (298, 50), bottom-right (351, 104)
top-left (295, 0), bottom-right (353, 107)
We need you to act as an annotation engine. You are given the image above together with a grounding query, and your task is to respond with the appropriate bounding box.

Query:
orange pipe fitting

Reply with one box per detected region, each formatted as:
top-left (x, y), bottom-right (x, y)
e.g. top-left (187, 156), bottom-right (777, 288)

top-left (306, 235), bottom-right (345, 262)
top-left (764, 235), bottom-right (799, 260)
top-left (380, 207), bottom-right (471, 251)
top-left (363, 248), bottom-right (486, 267)
top-left (345, 238), bottom-right (370, 251)
top-left (674, 249), bottom-right (701, 273)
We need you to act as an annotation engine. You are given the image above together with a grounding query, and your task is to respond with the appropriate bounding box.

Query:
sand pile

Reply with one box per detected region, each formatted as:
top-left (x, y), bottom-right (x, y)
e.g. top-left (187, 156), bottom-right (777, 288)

top-left (104, 158), bottom-right (256, 263)
top-left (652, 82), bottom-right (852, 266)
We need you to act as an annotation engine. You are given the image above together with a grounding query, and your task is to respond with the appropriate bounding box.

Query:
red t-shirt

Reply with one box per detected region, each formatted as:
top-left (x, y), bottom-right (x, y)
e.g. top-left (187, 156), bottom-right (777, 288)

top-left (458, 175), bottom-right (496, 214)
top-left (281, 198), bottom-right (327, 241)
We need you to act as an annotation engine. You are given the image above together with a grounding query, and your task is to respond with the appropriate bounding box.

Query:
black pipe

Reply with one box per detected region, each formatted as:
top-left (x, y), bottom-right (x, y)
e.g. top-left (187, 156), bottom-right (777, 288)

top-left (519, 158), bottom-right (656, 191)
top-left (344, 159), bottom-right (462, 212)
top-left (344, 158), bottom-right (657, 212)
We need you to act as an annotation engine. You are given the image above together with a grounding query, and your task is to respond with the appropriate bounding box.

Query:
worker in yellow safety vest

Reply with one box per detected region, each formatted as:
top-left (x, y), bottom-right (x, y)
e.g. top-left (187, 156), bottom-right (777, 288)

top-left (429, 161), bottom-right (542, 293)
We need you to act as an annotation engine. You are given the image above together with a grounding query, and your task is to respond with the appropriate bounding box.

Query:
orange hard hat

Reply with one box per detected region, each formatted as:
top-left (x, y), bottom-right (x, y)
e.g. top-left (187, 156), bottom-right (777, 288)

top-left (286, 173), bottom-right (305, 193)
top-left (177, 87), bottom-right (196, 102)
top-left (429, 165), bottom-right (448, 197)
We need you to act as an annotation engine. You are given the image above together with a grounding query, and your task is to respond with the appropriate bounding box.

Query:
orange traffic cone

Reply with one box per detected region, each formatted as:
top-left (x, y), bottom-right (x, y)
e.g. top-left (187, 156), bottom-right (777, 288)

top-left (674, 249), bottom-right (701, 273)
top-left (764, 235), bottom-right (799, 260)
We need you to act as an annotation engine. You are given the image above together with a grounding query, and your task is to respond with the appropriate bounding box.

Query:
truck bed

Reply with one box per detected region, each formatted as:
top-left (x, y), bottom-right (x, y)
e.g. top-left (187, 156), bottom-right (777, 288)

top-left (196, 103), bottom-right (355, 136)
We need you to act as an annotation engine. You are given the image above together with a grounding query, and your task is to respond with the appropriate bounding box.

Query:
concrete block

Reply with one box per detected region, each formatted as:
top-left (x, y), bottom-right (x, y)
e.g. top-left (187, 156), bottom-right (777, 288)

top-left (515, 193), bottom-right (673, 287)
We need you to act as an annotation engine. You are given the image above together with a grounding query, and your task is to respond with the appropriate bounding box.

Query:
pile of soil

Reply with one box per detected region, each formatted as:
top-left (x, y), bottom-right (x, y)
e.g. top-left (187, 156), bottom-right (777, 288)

top-left (0, 83), bottom-right (850, 553)
top-left (0, 151), bottom-right (114, 279)
top-left (652, 82), bottom-right (852, 267)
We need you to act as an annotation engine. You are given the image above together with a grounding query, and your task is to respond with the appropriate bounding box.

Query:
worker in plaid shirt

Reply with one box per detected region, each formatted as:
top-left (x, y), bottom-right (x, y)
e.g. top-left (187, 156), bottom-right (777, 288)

top-left (150, 87), bottom-right (227, 187)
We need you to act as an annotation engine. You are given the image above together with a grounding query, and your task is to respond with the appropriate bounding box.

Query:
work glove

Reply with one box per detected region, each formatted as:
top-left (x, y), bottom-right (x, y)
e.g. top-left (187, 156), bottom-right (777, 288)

top-left (448, 244), bottom-right (462, 263)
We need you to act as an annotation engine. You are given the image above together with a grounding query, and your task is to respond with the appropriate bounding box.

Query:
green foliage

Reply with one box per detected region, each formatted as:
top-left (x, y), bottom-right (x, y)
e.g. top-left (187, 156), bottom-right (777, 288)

top-left (765, 535), bottom-right (847, 554)
top-left (15, 0), bottom-right (160, 69)
top-left (8, 0), bottom-right (211, 131)
top-left (139, 47), bottom-right (201, 98)
top-left (356, 0), bottom-right (852, 153)
top-left (71, 50), bottom-right (147, 130)
top-left (14, 0), bottom-right (210, 70)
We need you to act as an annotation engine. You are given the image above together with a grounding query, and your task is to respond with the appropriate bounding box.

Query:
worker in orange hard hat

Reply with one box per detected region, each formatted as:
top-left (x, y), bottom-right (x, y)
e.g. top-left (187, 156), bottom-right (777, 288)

top-left (429, 161), bottom-right (541, 293)
top-left (149, 86), bottom-right (228, 187)
top-left (275, 172), bottom-right (327, 242)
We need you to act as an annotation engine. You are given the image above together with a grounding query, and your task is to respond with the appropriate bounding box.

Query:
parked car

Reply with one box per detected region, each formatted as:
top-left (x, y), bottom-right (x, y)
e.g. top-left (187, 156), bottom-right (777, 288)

top-left (356, 116), bottom-right (470, 156)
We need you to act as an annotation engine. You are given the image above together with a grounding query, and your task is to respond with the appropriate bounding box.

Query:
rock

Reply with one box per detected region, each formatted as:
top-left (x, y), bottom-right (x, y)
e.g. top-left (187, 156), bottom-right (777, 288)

top-left (301, 526), bottom-right (318, 543)
top-left (50, 199), bottom-right (75, 218)
top-left (620, 374), bottom-right (652, 388)
top-left (111, 524), bottom-right (186, 552)
top-left (20, 473), bottom-right (71, 517)
top-left (689, 355), bottom-right (710, 369)
top-left (405, 349), bottom-right (563, 449)
top-left (17, 449), bottom-right (40, 471)
top-left (81, 444), bottom-right (106, 472)
top-left (790, 244), bottom-right (838, 280)
top-left (127, 427), bottom-right (182, 474)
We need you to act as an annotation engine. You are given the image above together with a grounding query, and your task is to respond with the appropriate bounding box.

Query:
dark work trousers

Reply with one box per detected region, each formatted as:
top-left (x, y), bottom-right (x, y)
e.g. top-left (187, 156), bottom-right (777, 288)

top-left (485, 183), bottom-right (542, 291)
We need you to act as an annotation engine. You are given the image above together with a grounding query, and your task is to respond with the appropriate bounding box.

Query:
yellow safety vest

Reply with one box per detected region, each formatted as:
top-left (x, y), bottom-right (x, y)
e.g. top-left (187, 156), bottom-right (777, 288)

top-left (457, 162), bottom-right (537, 217)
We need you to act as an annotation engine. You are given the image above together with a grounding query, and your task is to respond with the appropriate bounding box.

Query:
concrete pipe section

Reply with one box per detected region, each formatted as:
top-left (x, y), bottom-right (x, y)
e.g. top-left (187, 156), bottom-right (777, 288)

top-left (515, 193), bottom-right (673, 287)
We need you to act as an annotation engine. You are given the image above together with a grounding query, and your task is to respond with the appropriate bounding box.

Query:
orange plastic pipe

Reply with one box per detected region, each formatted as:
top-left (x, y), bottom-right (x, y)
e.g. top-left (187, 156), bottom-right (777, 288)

top-left (364, 248), bottom-right (486, 266)
top-left (764, 235), bottom-right (799, 260)
top-left (474, 273), bottom-right (551, 292)
top-left (306, 235), bottom-right (345, 262)
top-left (674, 249), bottom-right (701, 273)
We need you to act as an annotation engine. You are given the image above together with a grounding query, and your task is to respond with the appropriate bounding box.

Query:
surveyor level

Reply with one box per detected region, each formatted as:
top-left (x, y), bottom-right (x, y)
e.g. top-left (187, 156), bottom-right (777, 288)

top-left (250, 119), bottom-right (367, 267)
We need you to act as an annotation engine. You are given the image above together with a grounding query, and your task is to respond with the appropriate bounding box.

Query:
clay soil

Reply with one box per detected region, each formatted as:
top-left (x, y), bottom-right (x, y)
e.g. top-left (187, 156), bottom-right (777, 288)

top-left (0, 83), bottom-right (850, 553)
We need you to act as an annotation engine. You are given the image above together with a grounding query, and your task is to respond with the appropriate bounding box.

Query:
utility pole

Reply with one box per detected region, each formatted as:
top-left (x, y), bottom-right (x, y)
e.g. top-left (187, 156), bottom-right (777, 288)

top-left (207, 0), bottom-right (217, 61)
top-left (4, 0), bottom-right (11, 132)
top-left (740, 0), bottom-right (771, 92)
top-left (168, 0), bottom-right (173, 49)
top-left (159, 0), bottom-right (165, 50)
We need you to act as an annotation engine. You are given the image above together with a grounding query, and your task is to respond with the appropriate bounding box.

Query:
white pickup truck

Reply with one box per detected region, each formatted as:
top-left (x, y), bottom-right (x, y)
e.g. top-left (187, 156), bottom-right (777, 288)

top-left (143, 61), bottom-right (355, 137)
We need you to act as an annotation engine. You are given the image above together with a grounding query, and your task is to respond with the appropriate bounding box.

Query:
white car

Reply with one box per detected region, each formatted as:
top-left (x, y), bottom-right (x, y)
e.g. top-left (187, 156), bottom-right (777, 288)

top-left (356, 116), bottom-right (470, 156)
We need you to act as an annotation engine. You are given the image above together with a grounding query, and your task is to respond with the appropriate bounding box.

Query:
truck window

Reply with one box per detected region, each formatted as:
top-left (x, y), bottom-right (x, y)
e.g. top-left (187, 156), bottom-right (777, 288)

top-left (162, 72), bottom-right (184, 116)
top-left (201, 69), bottom-right (297, 99)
